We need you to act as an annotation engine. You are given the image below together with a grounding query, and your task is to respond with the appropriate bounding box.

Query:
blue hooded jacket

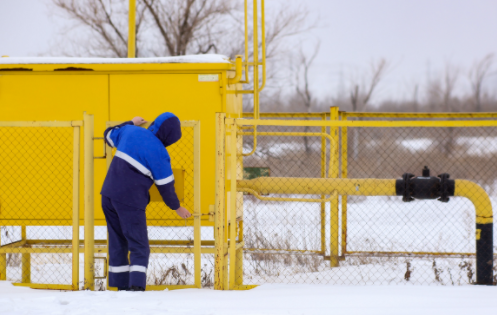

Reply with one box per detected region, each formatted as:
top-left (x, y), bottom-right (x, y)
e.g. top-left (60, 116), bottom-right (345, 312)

top-left (101, 113), bottom-right (182, 210)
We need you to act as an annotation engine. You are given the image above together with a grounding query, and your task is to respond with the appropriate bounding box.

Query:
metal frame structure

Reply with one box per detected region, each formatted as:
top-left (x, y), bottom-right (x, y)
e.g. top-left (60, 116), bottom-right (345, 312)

top-left (0, 118), bottom-right (83, 291)
top-left (218, 116), bottom-right (496, 287)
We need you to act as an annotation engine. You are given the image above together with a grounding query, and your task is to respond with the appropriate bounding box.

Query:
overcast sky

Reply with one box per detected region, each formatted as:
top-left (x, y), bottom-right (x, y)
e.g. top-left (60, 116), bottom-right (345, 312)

top-left (1, 0), bottom-right (496, 103)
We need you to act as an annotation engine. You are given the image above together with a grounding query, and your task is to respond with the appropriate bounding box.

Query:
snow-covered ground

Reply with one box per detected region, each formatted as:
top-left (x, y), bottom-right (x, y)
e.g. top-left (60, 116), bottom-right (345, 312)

top-left (1, 281), bottom-right (496, 315)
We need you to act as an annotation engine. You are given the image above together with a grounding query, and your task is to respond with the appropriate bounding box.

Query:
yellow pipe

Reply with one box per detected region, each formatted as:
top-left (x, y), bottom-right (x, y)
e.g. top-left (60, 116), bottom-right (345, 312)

top-left (72, 125), bottom-right (80, 290)
top-left (253, 0), bottom-right (259, 119)
top-left (239, 187), bottom-right (337, 203)
top-left (228, 55), bottom-right (243, 85)
top-left (259, 0), bottom-right (266, 92)
top-left (241, 127), bottom-right (257, 157)
top-left (235, 118), bottom-right (497, 128)
top-left (214, 113), bottom-right (226, 290)
top-left (83, 112), bottom-right (95, 291)
top-left (239, 0), bottom-right (250, 84)
top-left (454, 180), bottom-right (493, 224)
top-left (237, 178), bottom-right (397, 196)
top-left (128, 0), bottom-right (136, 58)
top-left (343, 112), bottom-right (497, 119)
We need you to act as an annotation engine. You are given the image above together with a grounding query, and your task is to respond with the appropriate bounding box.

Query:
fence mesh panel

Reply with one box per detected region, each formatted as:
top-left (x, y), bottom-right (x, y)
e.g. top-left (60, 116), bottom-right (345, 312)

top-left (0, 126), bottom-right (74, 285)
top-left (239, 119), bottom-right (496, 286)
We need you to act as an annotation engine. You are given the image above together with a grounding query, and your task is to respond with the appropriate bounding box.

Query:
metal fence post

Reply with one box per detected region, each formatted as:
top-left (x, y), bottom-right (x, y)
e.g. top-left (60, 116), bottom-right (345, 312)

top-left (340, 112), bottom-right (348, 259)
top-left (21, 226), bottom-right (30, 283)
top-left (83, 112), bottom-right (95, 291)
top-left (228, 120), bottom-right (238, 289)
top-left (72, 124), bottom-right (81, 290)
top-left (214, 113), bottom-right (226, 290)
top-left (320, 113), bottom-right (327, 256)
top-left (193, 121), bottom-right (201, 288)
top-left (330, 107), bottom-right (340, 267)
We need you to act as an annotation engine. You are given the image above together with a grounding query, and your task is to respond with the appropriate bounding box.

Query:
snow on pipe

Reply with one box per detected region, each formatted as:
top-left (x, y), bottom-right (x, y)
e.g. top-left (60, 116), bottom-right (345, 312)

top-left (237, 173), bottom-right (494, 285)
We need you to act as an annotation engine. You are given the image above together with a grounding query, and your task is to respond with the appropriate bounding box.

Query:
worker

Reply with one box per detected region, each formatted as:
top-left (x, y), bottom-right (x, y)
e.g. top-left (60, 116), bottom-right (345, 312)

top-left (101, 112), bottom-right (192, 291)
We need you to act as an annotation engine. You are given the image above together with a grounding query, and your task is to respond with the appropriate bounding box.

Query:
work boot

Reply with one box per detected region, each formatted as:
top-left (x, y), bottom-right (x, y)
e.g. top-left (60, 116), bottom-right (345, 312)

top-left (128, 285), bottom-right (145, 291)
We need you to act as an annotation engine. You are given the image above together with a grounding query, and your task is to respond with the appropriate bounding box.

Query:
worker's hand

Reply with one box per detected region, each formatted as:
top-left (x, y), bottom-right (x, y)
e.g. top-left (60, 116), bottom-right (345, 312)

top-left (132, 116), bottom-right (147, 126)
top-left (175, 206), bottom-right (192, 219)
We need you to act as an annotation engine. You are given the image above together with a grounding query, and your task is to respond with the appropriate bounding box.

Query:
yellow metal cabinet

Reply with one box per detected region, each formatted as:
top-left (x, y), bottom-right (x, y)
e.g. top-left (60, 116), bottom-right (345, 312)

top-left (0, 74), bottom-right (108, 225)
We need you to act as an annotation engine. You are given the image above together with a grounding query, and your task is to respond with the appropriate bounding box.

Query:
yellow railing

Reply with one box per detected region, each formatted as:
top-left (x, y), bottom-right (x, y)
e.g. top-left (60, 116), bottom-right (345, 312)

top-left (222, 115), bottom-right (496, 287)
top-left (0, 119), bottom-right (83, 290)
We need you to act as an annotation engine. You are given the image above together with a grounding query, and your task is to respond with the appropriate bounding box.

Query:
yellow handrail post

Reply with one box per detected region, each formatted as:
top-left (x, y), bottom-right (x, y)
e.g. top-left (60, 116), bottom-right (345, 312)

top-left (83, 112), bottom-right (95, 291)
top-left (193, 121), bottom-right (201, 288)
top-left (214, 113), bottom-right (226, 290)
top-left (340, 112), bottom-right (348, 258)
top-left (228, 122), bottom-right (238, 289)
top-left (128, 0), bottom-right (136, 58)
top-left (72, 125), bottom-right (81, 290)
top-left (320, 113), bottom-right (327, 256)
top-left (330, 107), bottom-right (339, 267)
top-left (21, 226), bottom-right (30, 283)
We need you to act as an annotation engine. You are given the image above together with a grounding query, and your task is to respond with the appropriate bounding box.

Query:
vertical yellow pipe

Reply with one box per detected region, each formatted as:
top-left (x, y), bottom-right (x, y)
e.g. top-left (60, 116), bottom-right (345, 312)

top-left (0, 226), bottom-right (5, 280)
top-left (340, 113), bottom-right (348, 257)
top-left (320, 114), bottom-right (327, 255)
top-left (330, 107), bottom-right (339, 267)
top-left (214, 113), bottom-right (226, 290)
top-left (259, 0), bottom-right (266, 92)
top-left (253, 0), bottom-right (259, 119)
top-left (128, 0), bottom-right (136, 58)
top-left (229, 123), bottom-right (238, 289)
top-left (72, 125), bottom-right (80, 290)
top-left (193, 121), bottom-right (201, 288)
top-left (242, 0), bottom-right (249, 83)
top-left (83, 112), bottom-right (95, 291)
top-left (21, 226), bottom-right (30, 283)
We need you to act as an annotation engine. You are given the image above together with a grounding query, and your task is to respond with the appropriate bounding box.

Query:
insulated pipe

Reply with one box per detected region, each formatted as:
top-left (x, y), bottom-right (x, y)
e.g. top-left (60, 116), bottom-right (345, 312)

top-left (237, 177), bottom-right (494, 284)
top-left (454, 179), bottom-right (493, 285)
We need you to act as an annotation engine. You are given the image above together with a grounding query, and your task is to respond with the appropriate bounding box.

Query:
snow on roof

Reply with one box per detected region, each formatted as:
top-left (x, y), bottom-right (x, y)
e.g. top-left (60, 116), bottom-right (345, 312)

top-left (0, 54), bottom-right (230, 65)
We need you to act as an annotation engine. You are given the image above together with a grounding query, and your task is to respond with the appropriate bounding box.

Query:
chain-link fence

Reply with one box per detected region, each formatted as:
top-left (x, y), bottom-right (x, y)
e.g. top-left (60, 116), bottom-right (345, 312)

top-left (235, 114), bottom-right (497, 286)
top-left (0, 122), bottom-right (80, 289)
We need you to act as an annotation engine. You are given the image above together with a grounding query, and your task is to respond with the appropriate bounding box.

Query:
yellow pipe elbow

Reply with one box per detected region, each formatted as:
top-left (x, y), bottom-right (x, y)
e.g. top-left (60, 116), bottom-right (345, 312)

top-left (228, 55), bottom-right (243, 85)
top-left (454, 179), bottom-right (493, 224)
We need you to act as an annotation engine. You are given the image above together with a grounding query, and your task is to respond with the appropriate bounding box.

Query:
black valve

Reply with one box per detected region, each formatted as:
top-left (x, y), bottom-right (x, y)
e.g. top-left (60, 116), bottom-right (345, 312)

top-left (396, 167), bottom-right (455, 202)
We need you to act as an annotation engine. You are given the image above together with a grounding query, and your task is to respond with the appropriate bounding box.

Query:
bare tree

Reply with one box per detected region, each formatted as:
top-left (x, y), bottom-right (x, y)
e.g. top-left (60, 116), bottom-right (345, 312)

top-left (52, 0), bottom-right (149, 57)
top-left (51, 0), bottom-right (313, 62)
top-left (294, 42), bottom-right (320, 153)
top-left (469, 54), bottom-right (494, 112)
top-left (347, 58), bottom-right (388, 160)
top-left (349, 58), bottom-right (388, 112)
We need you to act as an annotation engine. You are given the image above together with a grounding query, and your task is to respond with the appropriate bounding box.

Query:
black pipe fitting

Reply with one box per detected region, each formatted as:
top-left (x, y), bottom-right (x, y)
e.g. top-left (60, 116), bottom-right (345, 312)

top-left (395, 166), bottom-right (455, 202)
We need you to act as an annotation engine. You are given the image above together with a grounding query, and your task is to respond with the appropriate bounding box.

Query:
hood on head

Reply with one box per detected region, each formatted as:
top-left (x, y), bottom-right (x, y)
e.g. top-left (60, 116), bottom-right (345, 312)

top-left (147, 112), bottom-right (182, 147)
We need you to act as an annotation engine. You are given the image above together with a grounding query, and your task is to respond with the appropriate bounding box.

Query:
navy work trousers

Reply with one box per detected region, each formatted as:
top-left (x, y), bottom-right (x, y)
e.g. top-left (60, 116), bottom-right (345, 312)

top-left (102, 196), bottom-right (150, 289)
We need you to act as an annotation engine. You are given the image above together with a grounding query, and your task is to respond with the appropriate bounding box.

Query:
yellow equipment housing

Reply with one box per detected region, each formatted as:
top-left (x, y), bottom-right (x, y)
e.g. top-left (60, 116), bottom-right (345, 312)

top-left (0, 57), bottom-right (243, 227)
